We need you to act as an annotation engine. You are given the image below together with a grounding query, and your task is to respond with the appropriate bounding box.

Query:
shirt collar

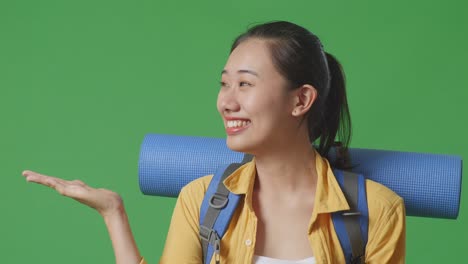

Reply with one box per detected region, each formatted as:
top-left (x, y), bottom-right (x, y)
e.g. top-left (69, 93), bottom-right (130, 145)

top-left (222, 148), bottom-right (350, 214)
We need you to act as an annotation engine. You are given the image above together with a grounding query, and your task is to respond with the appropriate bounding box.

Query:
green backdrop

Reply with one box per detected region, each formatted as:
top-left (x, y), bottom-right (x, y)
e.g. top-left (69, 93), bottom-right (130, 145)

top-left (1, 0), bottom-right (466, 262)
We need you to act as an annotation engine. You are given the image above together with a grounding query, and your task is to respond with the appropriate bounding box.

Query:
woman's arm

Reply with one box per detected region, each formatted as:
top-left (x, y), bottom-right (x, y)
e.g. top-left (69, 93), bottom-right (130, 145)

top-left (103, 204), bottom-right (143, 264)
top-left (159, 176), bottom-right (211, 264)
top-left (365, 181), bottom-right (406, 264)
top-left (22, 170), bottom-right (143, 264)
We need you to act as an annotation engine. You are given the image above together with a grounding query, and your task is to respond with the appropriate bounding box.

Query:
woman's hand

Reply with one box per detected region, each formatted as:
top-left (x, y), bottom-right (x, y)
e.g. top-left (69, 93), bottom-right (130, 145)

top-left (22, 170), bottom-right (144, 263)
top-left (22, 170), bottom-right (123, 218)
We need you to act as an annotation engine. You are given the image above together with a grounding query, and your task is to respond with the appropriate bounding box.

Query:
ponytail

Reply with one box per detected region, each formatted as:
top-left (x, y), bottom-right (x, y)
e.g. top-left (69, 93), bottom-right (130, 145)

top-left (316, 52), bottom-right (352, 169)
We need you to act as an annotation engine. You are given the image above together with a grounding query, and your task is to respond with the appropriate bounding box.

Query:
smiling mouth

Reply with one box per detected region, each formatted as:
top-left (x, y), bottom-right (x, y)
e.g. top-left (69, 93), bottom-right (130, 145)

top-left (226, 120), bottom-right (251, 128)
top-left (225, 120), bottom-right (251, 135)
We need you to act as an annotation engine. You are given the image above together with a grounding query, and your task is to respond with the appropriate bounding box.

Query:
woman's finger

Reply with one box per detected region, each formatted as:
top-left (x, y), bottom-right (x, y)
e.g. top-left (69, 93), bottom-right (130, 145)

top-left (22, 170), bottom-right (87, 196)
top-left (23, 171), bottom-right (61, 187)
top-left (23, 171), bottom-right (83, 185)
top-left (71, 179), bottom-right (86, 187)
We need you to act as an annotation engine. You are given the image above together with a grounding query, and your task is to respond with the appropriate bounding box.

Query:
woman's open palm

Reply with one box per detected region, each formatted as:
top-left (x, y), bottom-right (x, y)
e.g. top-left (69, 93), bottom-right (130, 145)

top-left (22, 170), bottom-right (123, 217)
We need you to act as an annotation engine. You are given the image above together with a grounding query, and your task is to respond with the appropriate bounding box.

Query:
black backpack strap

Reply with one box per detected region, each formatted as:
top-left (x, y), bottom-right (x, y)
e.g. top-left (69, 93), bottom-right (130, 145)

top-left (341, 171), bottom-right (365, 264)
top-left (242, 153), bottom-right (254, 163)
top-left (332, 169), bottom-right (368, 264)
top-left (199, 154), bottom-right (253, 264)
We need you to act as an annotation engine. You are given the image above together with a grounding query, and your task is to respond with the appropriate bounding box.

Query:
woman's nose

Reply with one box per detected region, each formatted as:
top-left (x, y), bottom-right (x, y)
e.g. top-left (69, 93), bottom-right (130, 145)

top-left (218, 89), bottom-right (241, 114)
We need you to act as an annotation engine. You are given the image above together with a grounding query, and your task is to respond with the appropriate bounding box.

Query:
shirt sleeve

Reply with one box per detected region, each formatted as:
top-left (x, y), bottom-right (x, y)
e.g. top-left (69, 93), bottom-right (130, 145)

top-left (365, 195), bottom-right (406, 264)
top-left (159, 176), bottom-right (210, 264)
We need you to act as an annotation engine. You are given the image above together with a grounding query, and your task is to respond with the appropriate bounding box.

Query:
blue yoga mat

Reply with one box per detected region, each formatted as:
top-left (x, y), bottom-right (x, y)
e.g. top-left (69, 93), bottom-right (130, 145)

top-left (138, 133), bottom-right (462, 219)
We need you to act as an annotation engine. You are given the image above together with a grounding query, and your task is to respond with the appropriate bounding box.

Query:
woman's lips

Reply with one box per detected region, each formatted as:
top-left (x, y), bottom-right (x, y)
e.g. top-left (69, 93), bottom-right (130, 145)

top-left (226, 118), bottom-right (251, 135)
top-left (226, 124), bottom-right (250, 135)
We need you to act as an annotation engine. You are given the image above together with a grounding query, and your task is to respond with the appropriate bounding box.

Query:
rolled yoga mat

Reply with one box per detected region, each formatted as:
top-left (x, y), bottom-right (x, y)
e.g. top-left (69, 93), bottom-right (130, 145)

top-left (138, 133), bottom-right (463, 219)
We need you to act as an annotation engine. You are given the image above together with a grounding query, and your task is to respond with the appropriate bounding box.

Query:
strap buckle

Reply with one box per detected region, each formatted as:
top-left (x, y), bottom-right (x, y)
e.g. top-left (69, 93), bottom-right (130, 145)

top-left (214, 237), bottom-right (221, 263)
top-left (200, 225), bottom-right (222, 263)
top-left (209, 193), bottom-right (229, 209)
top-left (342, 211), bottom-right (361, 216)
top-left (200, 225), bottom-right (220, 243)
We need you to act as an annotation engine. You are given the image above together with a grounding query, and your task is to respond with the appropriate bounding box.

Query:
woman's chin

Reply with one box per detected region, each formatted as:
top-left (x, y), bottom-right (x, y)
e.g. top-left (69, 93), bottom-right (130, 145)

top-left (226, 136), bottom-right (255, 154)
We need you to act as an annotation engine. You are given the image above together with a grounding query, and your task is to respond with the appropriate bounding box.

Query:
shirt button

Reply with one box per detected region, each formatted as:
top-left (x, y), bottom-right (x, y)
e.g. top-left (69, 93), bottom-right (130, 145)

top-left (245, 239), bottom-right (252, 246)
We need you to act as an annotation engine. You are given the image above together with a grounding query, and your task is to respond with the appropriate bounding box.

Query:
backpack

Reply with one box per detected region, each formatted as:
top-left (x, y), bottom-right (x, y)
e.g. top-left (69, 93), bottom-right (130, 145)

top-left (199, 154), bottom-right (368, 264)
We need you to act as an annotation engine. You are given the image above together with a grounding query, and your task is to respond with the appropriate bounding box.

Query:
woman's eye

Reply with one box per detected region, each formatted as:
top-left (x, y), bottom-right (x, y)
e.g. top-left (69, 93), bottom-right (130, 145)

top-left (219, 81), bottom-right (251, 88)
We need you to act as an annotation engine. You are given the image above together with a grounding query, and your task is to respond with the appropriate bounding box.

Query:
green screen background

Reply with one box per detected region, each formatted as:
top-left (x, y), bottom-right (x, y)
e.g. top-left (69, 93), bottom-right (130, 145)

top-left (1, 0), bottom-right (467, 262)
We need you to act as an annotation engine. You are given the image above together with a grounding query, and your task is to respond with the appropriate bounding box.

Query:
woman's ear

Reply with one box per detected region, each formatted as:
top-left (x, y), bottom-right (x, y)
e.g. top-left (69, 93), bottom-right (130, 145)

top-left (291, 84), bottom-right (317, 116)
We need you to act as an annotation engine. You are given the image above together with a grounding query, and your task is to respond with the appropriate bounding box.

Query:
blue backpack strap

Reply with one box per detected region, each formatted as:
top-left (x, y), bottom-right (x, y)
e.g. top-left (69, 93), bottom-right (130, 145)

top-left (332, 169), bottom-right (369, 264)
top-left (199, 154), bottom-right (253, 264)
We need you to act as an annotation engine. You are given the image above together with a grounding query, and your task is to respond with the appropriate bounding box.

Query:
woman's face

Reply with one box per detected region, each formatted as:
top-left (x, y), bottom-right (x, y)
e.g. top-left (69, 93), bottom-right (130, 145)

top-left (217, 38), bottom-right (298, 155)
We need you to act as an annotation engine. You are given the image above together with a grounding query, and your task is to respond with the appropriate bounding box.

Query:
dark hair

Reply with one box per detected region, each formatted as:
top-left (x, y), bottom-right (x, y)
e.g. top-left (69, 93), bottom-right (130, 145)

top-left (231, 21), bottom-right (352, 169)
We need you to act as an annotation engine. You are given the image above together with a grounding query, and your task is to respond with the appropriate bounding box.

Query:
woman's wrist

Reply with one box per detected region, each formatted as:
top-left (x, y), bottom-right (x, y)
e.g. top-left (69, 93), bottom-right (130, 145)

top-left (101, 200), bottom-right (126, 223)
top-left (97, 191), bottom-right (125, 220)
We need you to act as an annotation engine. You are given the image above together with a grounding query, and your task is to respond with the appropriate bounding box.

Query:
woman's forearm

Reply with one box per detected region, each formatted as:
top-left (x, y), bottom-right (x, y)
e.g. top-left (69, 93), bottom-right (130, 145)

top-left (102, 204), bottom-right (143, 264)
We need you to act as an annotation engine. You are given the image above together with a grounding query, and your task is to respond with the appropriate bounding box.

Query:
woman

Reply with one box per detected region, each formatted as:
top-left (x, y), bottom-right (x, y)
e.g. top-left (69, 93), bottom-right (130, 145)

top-left (22, 21), bottom-right (405, 264)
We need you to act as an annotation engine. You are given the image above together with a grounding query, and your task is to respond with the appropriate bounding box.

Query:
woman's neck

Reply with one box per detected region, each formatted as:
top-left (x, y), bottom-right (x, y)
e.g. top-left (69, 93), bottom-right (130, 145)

top-left (253, 140), bottom-right (318, 194)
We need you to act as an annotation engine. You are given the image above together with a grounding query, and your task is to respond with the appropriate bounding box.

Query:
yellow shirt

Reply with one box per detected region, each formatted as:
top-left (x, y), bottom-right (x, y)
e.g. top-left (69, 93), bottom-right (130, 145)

top-left (140, 149), bottom-right (405, 264)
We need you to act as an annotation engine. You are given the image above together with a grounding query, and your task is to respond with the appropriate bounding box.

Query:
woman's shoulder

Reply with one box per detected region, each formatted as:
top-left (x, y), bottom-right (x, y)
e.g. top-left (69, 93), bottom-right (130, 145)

top-left (365, 179), bottom-right (405, 217)
top-left (364, 179), bottom-right (406, 261)
top-left (170, 174), bottom-right (215, 225)
top-left (178, 174), bottom-right (214, 203)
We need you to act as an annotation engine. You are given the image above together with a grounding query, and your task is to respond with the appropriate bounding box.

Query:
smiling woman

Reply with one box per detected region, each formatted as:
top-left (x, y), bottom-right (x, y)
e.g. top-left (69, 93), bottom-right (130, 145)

top-left (217, 24), bottom-right (351, 166)
top-left (158, 21), bottom-right (405, 264)
top-left (22, 21), bottom-right (405, 264)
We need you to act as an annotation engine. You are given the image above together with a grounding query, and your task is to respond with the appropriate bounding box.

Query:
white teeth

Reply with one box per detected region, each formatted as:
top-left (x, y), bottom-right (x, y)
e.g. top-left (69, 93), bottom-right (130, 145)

top-left (227, 120), bottom-right (251, 128)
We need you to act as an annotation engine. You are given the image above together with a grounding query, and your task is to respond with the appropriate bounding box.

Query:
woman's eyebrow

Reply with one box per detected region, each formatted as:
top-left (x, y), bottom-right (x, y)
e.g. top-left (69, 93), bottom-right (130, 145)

top-left (221, 69), bottom-right (259, 77)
